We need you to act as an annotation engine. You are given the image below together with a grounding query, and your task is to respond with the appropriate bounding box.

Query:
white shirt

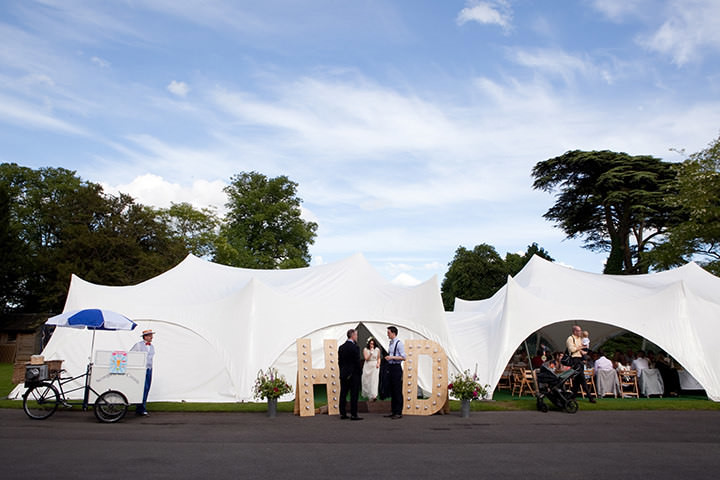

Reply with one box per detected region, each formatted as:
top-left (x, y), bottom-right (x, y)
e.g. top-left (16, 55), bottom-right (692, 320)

top-left (594, 356), bottom-right (613, 373)
top-left (631, 357), bottom-right (650, 375)
top-left (131, 341), bottom-right (155, 369)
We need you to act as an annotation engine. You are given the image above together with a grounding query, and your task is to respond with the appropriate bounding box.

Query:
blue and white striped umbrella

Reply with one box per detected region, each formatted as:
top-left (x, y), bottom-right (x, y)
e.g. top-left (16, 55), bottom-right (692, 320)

top-left (46, 309), bottom-right (137, 331)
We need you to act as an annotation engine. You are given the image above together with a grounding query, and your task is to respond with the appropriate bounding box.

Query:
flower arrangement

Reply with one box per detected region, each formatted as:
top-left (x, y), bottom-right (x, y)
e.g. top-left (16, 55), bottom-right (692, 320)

top-left (252, 367), bottom-right (293, 400)
top-left (448, 370), bottom-right (489, 401)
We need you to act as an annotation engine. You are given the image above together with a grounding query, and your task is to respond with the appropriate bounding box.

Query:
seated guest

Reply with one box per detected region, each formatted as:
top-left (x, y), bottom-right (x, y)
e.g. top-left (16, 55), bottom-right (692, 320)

top-left (631, 350), bottom-right (650, 376)
top-left (647, 350), bottom-right (656, 368)
top-left (593, 351), bottom-right (613, 374)
top-left (531, 349), bottom-right (545, 369)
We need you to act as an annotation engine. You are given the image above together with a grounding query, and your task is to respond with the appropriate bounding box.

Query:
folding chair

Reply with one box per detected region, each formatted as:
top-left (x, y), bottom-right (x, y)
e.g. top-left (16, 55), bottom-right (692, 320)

top-left (618, 369), bottom-right (639, 398)
top-left (580, 368), bottom-right (597, 398)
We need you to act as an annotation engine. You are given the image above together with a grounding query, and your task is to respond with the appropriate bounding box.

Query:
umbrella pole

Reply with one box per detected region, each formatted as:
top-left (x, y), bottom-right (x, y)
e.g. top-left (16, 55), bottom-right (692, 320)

top-left (83, 330), bottom-right (96, 411)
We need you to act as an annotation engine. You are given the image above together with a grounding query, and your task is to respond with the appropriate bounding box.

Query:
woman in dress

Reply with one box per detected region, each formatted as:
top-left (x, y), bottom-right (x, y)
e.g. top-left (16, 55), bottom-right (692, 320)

top-left (361, 338), bottom-right (381, 401)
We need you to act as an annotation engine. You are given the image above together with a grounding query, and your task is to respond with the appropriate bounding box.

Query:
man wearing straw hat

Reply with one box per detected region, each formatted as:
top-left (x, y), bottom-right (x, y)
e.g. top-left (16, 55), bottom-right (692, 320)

top-left (130, 329), bottom-right (156, 415)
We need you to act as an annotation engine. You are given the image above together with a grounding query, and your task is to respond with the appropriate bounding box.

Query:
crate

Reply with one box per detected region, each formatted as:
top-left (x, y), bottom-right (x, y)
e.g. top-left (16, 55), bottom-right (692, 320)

top-left (24, 364), bottom-right (48, 385)
top-left (46, 359), bottom-right (64, 377)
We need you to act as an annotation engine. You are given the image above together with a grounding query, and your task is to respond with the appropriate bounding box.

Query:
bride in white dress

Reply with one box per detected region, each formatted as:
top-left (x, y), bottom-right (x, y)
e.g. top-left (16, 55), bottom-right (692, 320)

top-left (362, 338), bottom-right (381, 400)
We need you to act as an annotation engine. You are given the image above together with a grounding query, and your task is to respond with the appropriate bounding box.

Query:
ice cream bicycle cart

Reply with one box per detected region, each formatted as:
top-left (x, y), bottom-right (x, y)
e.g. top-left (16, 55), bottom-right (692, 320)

top-left (22, 309), bottom-right (145, 423)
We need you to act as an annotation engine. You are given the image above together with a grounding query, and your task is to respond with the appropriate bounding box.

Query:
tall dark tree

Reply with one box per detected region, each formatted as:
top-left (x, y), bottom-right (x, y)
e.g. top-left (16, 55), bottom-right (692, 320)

top-left (215, 172), bottom-right (318, 269)
top-left (0, 163), bottom-right (189, 313)
top-left (532, 150), bottom-right (678, 274)
top-left (651, 134), bottom-right (720, 274)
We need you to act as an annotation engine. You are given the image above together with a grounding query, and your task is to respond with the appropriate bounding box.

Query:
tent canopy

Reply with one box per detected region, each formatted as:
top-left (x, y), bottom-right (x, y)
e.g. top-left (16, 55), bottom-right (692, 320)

top-left (449, 256), bottom-right (720, 400)
top-left (11, 253), bottom-right (459, 402)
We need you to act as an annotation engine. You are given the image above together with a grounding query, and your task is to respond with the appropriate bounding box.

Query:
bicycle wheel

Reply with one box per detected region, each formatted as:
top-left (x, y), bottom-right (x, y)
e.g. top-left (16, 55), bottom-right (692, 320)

top-left (23, 382), bottom-right (60, 420)
top-left (94, 390), bottom-right (128, 423)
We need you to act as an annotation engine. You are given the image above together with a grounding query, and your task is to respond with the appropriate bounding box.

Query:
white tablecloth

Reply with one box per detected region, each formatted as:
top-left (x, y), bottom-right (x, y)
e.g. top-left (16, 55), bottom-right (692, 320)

top-left (595, 369), bottom-right (620, 397)
top-left (639, 368), bottom-right (664, 397)
top-left (678, 370), bottom-right (704, 390)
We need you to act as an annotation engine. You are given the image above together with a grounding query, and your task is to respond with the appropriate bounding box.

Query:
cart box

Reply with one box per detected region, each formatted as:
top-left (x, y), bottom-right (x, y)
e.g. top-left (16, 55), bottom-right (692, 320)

top-left (91, 350), bottom-right (147, 404)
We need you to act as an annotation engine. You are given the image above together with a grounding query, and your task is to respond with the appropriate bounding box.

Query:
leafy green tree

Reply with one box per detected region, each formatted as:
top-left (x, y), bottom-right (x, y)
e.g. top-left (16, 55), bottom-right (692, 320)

top-left (157, 202), bottom-right (220, 259)
top-left (216, 172), bottom-right (318, 269)
top-left (532, 150), bottom-right (678, 274)
top-left (504, 242), bottom-right (555, 277)
top-left (651, 134), bottom-right (720, 274)
top-left (0, 163), bottom-right (190, 313)
top-left (442, 243), bottom-right (555, 310)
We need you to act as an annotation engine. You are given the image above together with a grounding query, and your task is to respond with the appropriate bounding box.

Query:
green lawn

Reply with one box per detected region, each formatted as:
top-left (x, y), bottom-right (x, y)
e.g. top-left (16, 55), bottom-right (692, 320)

top-left (2, 363), bottom-right (719, 412)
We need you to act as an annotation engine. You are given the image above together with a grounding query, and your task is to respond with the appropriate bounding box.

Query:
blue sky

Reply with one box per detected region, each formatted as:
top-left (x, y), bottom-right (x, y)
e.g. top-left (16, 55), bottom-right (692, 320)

top-left (2, 0), bottom-right (720, 285)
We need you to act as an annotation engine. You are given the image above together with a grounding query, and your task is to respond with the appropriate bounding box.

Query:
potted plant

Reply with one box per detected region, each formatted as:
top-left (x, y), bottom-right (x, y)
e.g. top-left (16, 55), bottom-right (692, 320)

top-left (252, 367), bottom-right (293, 417)
top-left (448, 370), bottom-right (489, 418)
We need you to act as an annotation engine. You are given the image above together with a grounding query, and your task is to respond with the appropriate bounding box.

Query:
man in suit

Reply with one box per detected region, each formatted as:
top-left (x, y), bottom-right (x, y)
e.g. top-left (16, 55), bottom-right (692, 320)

top-left (338, 328), bottom-right (363, 420)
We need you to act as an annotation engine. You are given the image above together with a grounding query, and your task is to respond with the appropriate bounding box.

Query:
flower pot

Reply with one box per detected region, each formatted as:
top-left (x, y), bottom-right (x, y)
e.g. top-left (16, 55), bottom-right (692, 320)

top-left (267, 397), bottom-right (278, 418)
top-left (460, 399), bottom-right (471, 418)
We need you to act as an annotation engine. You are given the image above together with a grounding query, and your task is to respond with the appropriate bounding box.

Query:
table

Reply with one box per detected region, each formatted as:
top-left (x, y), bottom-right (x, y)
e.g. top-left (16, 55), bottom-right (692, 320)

top-left (678, 370), bottom-right (704, 391)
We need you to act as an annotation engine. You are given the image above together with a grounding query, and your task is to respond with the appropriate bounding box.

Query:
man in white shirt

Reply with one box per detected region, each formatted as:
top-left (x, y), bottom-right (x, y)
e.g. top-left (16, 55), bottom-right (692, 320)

top-left (130, 329), bottom-right (155, 416)
top-left (631, 350), bottom-right (650, 377)
top-left (593, 351), bottom-right (613, 374)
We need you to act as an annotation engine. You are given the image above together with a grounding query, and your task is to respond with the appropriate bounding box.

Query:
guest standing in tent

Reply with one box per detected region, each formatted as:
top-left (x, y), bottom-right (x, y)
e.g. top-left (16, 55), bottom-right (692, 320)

top-left (385, 326), bottom-right (406, 419)
top-left (362, 338), bottom-right (381, 401)
top-left (338, 329), bottom-right (363, 420)
top-left (131, 329), bottom-right (156, 416)
top-left (566, 325), bottom-right (596, 403)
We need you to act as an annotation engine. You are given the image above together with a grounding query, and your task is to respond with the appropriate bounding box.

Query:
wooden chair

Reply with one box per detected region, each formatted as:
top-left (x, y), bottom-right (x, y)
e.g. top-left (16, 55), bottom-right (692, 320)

top-left (579, 368), bottom-right (597, 398)
top-left (618, 369), bottom-right (639, 398)
top-left (510, 367), bottom-right (525, 397)
top-left (497, 366), bottom-right (512, 391)
top-left (516, 369), bottom-right (537, 397)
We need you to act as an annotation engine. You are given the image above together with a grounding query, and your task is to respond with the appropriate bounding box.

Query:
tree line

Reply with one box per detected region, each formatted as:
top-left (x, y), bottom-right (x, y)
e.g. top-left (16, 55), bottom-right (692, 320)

top-left (0, 165), bottom-right (317, 315)
top-left (3, 132), bottom-right (719, 315)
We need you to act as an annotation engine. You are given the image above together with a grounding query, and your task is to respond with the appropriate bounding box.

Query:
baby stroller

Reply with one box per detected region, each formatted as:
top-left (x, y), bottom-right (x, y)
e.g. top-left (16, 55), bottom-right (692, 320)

top-left (535, 363), bottom-right (580, 414)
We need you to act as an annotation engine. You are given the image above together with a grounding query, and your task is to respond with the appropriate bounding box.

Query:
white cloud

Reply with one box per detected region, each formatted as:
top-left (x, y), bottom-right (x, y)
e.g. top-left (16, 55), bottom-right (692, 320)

top-left (0, 93), bottom-right (87, 135)
top-left (590, 0), bottom-right (649, 21)
top-left (102, 173), bottom-right (226, 211)
top-left (391, 272), bottom-right (422, 286)
top-left (456, 0), bottom-right (512, 30)
top-left (507, 48), bottom-right (596, 84)
top-left (639, 0), bottom-right (720, 65)
top-left (91, 56), bottom-right (110, 68)
top-left (167, 80), bottom-right (190, 97)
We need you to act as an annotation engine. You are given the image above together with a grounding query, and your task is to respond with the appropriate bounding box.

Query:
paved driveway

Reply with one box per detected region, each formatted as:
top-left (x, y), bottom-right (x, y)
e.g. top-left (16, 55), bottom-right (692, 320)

top-left (1, 409), bottom-right (719, 479)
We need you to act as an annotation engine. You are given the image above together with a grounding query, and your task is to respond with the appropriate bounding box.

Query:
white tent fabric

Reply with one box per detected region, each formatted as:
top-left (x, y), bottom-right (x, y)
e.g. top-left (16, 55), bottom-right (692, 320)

top-left (10, 254), bottom-right (460, 402)
top-left (449, 256), bottom-right (720, 401)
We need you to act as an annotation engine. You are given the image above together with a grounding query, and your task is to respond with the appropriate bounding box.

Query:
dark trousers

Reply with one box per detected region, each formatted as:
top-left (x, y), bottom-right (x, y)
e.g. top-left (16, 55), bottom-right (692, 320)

top-left (389, 364), bottom-right (403, 415)
top-left (138, 368), bottom-right (152, 413)
top-left (339, 373), bottom-right (360, 417)
top-left (569, 358), bottom-right (592, 398)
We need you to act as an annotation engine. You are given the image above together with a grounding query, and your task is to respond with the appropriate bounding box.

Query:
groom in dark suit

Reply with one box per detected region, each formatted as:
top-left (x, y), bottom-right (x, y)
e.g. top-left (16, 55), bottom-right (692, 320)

top-left (338, 328), bottom-right (363, 420)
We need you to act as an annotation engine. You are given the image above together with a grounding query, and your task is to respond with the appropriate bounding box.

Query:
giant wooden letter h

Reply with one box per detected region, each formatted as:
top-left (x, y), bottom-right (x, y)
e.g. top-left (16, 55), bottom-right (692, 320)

top-left (294, 338), bottom-right (340, 417)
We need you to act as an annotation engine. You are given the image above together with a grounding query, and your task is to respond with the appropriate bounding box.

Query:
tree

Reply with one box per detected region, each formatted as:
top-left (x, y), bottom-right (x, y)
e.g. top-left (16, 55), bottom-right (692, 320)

top-left (215, 172), bottom-right (318, 269)
top-left (441, 243), bottom-right (552, 311)
top-left (504, 242), bottom-right (555, 277)
top-left (157, 202), bottom-right (220, 259)
top-left (0, 163), bottom-right (191, 313)
top-left (532, 150), bottom-right (678, 274)
top-left (651, 134), bottom-right (720, 274)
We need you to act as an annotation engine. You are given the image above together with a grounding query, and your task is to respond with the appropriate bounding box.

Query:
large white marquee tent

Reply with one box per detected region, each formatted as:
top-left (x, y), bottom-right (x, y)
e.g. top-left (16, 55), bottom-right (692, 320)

top-left (10, 253), bottom-right (720, 403)
top-left (10, 254), bottom-right (460, 402)
top-left (447, 256), bottom-right (720, 401)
